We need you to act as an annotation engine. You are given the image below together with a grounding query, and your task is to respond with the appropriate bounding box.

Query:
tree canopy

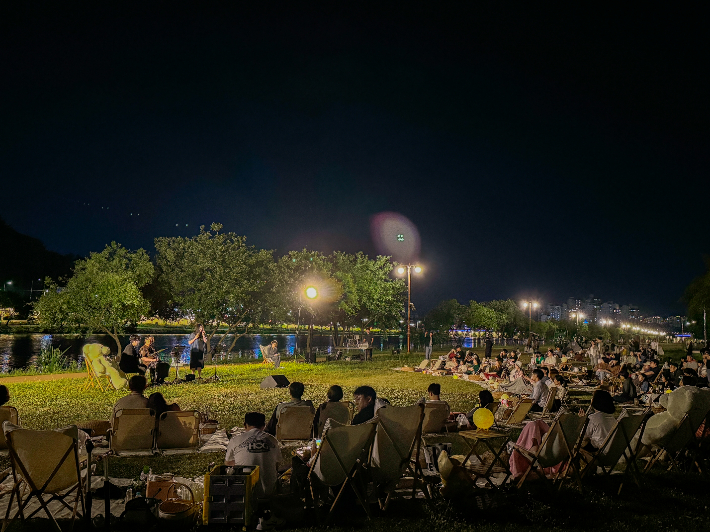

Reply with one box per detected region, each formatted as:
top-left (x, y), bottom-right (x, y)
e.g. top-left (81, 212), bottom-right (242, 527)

top-left (33, 242), bottom-right (153, 354)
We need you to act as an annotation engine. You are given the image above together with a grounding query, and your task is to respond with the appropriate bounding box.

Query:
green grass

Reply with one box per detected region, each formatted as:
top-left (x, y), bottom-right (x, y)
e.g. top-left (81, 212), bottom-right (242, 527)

top-left (3, 345), bottom-right (708, 532)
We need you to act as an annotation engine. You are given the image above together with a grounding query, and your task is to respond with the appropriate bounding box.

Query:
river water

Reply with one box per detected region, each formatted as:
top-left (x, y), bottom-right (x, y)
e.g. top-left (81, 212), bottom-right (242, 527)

top-left (0, 333), bottom-right (405, 373)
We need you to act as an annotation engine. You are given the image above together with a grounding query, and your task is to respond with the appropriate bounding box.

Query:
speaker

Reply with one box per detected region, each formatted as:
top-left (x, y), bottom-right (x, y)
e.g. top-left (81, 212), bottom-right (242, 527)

top-left (260, 375), bottom-right (290, 389)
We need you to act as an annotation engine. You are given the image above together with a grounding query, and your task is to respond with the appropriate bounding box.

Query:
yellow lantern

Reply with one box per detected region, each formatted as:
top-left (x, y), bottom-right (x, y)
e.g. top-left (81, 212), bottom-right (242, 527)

top-left (501, 394), bottom-right (509, 400)
top-left (472, 408), bottom-right (494, 430)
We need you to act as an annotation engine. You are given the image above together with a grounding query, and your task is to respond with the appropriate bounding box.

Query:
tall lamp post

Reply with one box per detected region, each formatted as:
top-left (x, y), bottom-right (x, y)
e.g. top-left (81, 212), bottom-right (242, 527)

top-left (396, 264), bottom-right (422, 353)
top-left (521, 300), bottom-right (539, 332)
top-left (3, 280), bottom-right (11, 292)
top-left (569, 311), bottom-right (584, 326)
top-left (305, 286), bottom-right (318, 363)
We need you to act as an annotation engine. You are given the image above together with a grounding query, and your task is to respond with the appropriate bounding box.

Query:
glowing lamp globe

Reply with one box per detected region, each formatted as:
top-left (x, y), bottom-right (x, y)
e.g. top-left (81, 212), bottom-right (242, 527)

top-left (397, 267), bottom-right (405, 275)
top-left (414, 266), bottom-right (422, 273)
top-left (472, 408), bottom-right (494, 430)
top-left (305, 286), bottom-right (318, 299)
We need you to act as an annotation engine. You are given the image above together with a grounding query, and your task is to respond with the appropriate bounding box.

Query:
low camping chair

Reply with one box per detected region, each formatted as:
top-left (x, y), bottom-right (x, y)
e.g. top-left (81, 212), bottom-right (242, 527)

top-left (421, 401), bottom-right (450, 434)
top-left (109, 408), bottom-right (157, 455)
top-left (2, 423), bottom-right (85, 532)
top-left (276, 406), bottom-right (315, 441)
top-left (370, 403), bottom-right (427, 510)
top-left (316, 402), bottom-right (352, 438)
top-left (308, 419), bottom-right (377, 524)
top-left (417, 359), bottom-right (431, 371)
top-left (577, 408), bottom-right (649, 494)
top-left (514, 412), bottom-right (589, 490)
top-left (156, 410), bottom-right (201, 452)
top-left (259, 345), bottom-right (275, 366)
top-left (500, 398), bottom-right (534, 428)
top-left (0, 406), bottom-right (19, 451)
top-left (82, 357), bottom-right (111, 392)
top-left (643, 413), bottom-right (698, 473)
top-left (528, 389), bottom-right (557, 421)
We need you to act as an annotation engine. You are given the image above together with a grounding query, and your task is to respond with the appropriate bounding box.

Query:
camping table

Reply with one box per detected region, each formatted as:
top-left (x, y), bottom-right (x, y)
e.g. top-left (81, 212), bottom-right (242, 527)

top-left (423, 429), bottom-right (512, 488)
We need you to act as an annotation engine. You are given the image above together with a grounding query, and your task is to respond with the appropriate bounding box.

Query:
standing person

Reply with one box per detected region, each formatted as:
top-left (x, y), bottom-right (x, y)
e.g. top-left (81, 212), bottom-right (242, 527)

top-left (485, 334), bottom-right (493, 359)
top-left (425, 331), bottom-right (433, 360)
top-left (188, 323), bottom-right (207, 379)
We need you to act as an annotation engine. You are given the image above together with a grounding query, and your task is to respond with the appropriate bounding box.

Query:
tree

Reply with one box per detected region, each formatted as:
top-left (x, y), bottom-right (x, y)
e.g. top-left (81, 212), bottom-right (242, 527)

top-left (155, 223), bottom-right (275, 360)
top-left (423, 299), bottom-right (463, 332)
top-left (684, 258), bottom-right (710, 340)
top-left (485, 299), bottom-right (525, 336)
top-left (33, 243), bottom-right (154, 354)
top-left (463, 300), bottom-right (503, 332)
top-left (273, 250), bottom-right (405, 347)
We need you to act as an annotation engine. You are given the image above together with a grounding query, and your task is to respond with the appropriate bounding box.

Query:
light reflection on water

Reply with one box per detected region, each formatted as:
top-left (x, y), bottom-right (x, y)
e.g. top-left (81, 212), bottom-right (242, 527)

top-left (0, 333), bottom-right (402, 373)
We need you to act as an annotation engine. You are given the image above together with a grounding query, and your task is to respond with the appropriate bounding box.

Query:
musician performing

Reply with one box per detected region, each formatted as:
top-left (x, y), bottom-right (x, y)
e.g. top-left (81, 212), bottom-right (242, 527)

top-left (140, 336), bottom-right (170, 385)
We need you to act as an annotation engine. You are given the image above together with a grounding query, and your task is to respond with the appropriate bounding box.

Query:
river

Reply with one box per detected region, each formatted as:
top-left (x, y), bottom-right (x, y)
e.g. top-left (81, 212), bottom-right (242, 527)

top-left (0, 333), bottom-right (405, 372)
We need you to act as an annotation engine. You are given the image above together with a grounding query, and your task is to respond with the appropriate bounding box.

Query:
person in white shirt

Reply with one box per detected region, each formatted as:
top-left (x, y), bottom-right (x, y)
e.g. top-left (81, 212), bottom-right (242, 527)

top-left (225, 412), bottom-right (282, 497)
top-left (581, 390), bottom-right (616, 452)
top-left (112, 375), bottom-right (148, 416)
top-left (543, 349), bottom-right (558, 368)
top-left (265, 382), bottom-right (314, 435)
top-left (528, 369), bottom-right (550, 412)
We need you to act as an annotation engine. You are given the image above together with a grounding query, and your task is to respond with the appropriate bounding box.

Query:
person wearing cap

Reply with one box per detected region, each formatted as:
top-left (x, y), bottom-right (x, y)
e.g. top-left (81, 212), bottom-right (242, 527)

top-left (581, 390), bottom-right (616, 452)
top-left (119, 334), bottom-right (146, 375)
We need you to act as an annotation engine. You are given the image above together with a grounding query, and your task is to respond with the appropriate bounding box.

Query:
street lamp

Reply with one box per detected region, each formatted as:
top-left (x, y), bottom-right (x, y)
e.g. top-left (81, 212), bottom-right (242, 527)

top-left (569, 312), bottom-right (584, 326)
top-left (521, 300), bottom-right (539, 332)
top-left (3, 281), bottom-right (11, 292)
top-left (305, 286), bottom-right (318, 363)
top-left (396, 264), bottom-right (422, 353)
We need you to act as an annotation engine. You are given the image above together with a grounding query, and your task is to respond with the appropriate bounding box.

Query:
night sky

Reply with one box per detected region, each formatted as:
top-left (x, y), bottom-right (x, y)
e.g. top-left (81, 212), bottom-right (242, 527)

top-left (2, 4), bottom-right (708, 315)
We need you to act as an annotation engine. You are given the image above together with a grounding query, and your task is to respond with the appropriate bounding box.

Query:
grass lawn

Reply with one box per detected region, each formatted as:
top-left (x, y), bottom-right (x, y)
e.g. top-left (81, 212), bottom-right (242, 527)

top-left (3, 345), bottom-right (708, 532)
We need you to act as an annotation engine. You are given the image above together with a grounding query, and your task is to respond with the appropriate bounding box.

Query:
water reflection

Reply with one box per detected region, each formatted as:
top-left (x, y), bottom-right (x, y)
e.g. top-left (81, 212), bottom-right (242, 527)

top-left (0, 333), bottom-right (404, 372)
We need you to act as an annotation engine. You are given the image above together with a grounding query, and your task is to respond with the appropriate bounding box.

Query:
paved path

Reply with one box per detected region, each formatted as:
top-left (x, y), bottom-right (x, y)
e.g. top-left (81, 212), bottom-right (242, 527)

top-left (0, 372), bottom-right (86, 384)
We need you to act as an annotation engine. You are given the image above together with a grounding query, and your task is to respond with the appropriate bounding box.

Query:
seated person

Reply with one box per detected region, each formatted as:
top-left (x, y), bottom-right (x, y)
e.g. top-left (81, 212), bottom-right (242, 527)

top-left (548, 374), bottom-right (568, 412)
top-left (312, 385), bottom-right (344, 436)
top-left (0, 385), bottom-right (9, 407)
top-left (420, 382), bottom-right (451, 408)
top-left (119, 335), bottom-right (146, 375)
top-left (265, 382), bottom-right (314, 435)
top-left (508, 361), bottom-right (524, 382)
top-left (543, 349), bottom-right (558, 368)
top-left (113, 375), bottom-right (149, 415)
top-left (484, 359), bottom-right (504, 380)
top-left (509, 419), bottom-right (562, 480)
top-left (225, 412), bottom-right (281, 497)
top-left (540, 366), bottom-right (552, 385)
top-left (446, 349), bottom-right (457, 360)
top-left (147, 392), bottom-right (181, 417)
top-left (454, 346), bottom-right (465, 363)
top-left (683, 354), bottom-right (699, 372)
top-left (466, 390), bottom-right (495, 423)
top-left (581, 390), bottom-right (616, 453)
top-left (351, 385), bottom-right (377, 424)
top-left (668, 361), bottom-right (682, 387)
top-left (612, 371), bottom-right (637, 403)
top-left (637, 373), bottom-right (650, 394)
top-left (528, 369), bottom-right (550, 412)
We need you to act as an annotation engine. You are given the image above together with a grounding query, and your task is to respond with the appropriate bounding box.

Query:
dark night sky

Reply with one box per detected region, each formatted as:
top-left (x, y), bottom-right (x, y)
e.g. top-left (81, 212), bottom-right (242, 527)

top-left (1, 4), bottom-right (708, 315)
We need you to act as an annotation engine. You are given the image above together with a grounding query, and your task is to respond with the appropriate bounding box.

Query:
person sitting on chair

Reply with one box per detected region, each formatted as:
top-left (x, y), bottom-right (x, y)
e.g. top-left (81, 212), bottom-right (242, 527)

top-left (351, 385), bottom-right (377, 425)
top-left (119, 335), bottom-right (145, 375)
top-left (147, 392), bottom-right (181, 417)
top-left (265, 382), bottom-right (314, 435)
top-left (612, 370), bottom-right (637, 403)
top-left (225, 412), bottom-right (281, 497)
top-left (312, 385), bottom-right (344, 436)
top-left (113, 375), bottom-right (149, 415)
top-left (580, 390), bottom-right (616, 453)
top-left (528, 369), bottom-right (550, 412)
top-left (263, 340), bottom-right (280, 369)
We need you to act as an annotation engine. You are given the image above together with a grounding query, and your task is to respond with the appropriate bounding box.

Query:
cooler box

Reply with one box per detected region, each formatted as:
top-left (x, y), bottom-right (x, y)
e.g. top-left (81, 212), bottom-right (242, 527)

top-left (203, 465), bottom-right (259, 526)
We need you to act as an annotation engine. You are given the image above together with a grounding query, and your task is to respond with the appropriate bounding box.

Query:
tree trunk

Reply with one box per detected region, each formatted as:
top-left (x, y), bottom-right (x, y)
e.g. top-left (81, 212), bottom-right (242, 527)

top-left (104, 327), bottom-right (122, 358)
top-left (332, 321), bottom-right (339, 348)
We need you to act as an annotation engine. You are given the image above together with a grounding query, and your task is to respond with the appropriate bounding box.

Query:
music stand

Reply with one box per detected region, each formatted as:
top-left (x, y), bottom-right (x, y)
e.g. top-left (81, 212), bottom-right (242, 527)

top-left (170, 346), bottom-right (185, 382)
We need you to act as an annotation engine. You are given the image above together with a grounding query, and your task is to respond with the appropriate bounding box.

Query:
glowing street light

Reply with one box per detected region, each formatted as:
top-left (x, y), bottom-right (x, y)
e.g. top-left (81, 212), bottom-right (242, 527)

top-left (521, 300), bottom-right (539, 332)
top-left (3, 280), bottom-right (11, 292)
top-left (569, 311), bottom-right (584, 326)
top-left (305, 286), bottom-right (318, 299)
top-left (304, 285), bottom-right (319, 363)
top-left (396, 264), bottom-right (423, 353)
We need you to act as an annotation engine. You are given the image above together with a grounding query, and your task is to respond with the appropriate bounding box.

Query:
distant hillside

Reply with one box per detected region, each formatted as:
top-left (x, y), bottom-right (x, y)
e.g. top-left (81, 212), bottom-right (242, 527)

top-left (0, 217), bottom-right (77, 296)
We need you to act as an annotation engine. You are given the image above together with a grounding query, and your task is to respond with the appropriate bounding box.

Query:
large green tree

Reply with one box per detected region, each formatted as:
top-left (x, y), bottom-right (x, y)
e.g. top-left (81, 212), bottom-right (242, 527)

top-left (423, 299), bottom-right (464, 332)
top-left (684, 258), bottom-right (710, 339)
top-left (33, 242), bottom-right (154, 354)
top-left (462, 300), bottom-right (503, 332)
top-left (154, 223), bottom-right (275, 359)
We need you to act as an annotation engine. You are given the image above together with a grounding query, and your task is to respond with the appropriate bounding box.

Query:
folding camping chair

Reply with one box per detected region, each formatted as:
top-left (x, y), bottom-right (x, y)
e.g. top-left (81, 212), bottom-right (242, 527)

top-left (2, 423), bottom-right (85, 532)
top-left (315, 402), bottom-right (352, 438)
top-left (156, 410), bottom-right (201, 453)
top-left (499, 398), bottom-right (534, 428)
top-left (528, 389), bottom-right (557, 421)
top-left (513, 412), bottom-right (588, 490)
top-left (108, 408), bottom-right (157, 455)
top-left (308, 419), bottom-right (377, 524)
top-left (421, 401), bottom-right (451, 434)
top-left (370, 403), bottom-right (427, 510)
top-left (276, 405), bottom-right (315, 442)
top-left (0, 407), bottom-right (19, 451)
top-left (576, 408), bottom-right (649, 494)
top-left (643, 413), bottom-right (698, 473)
top-left (82, 357), bottom-right (114, 392)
